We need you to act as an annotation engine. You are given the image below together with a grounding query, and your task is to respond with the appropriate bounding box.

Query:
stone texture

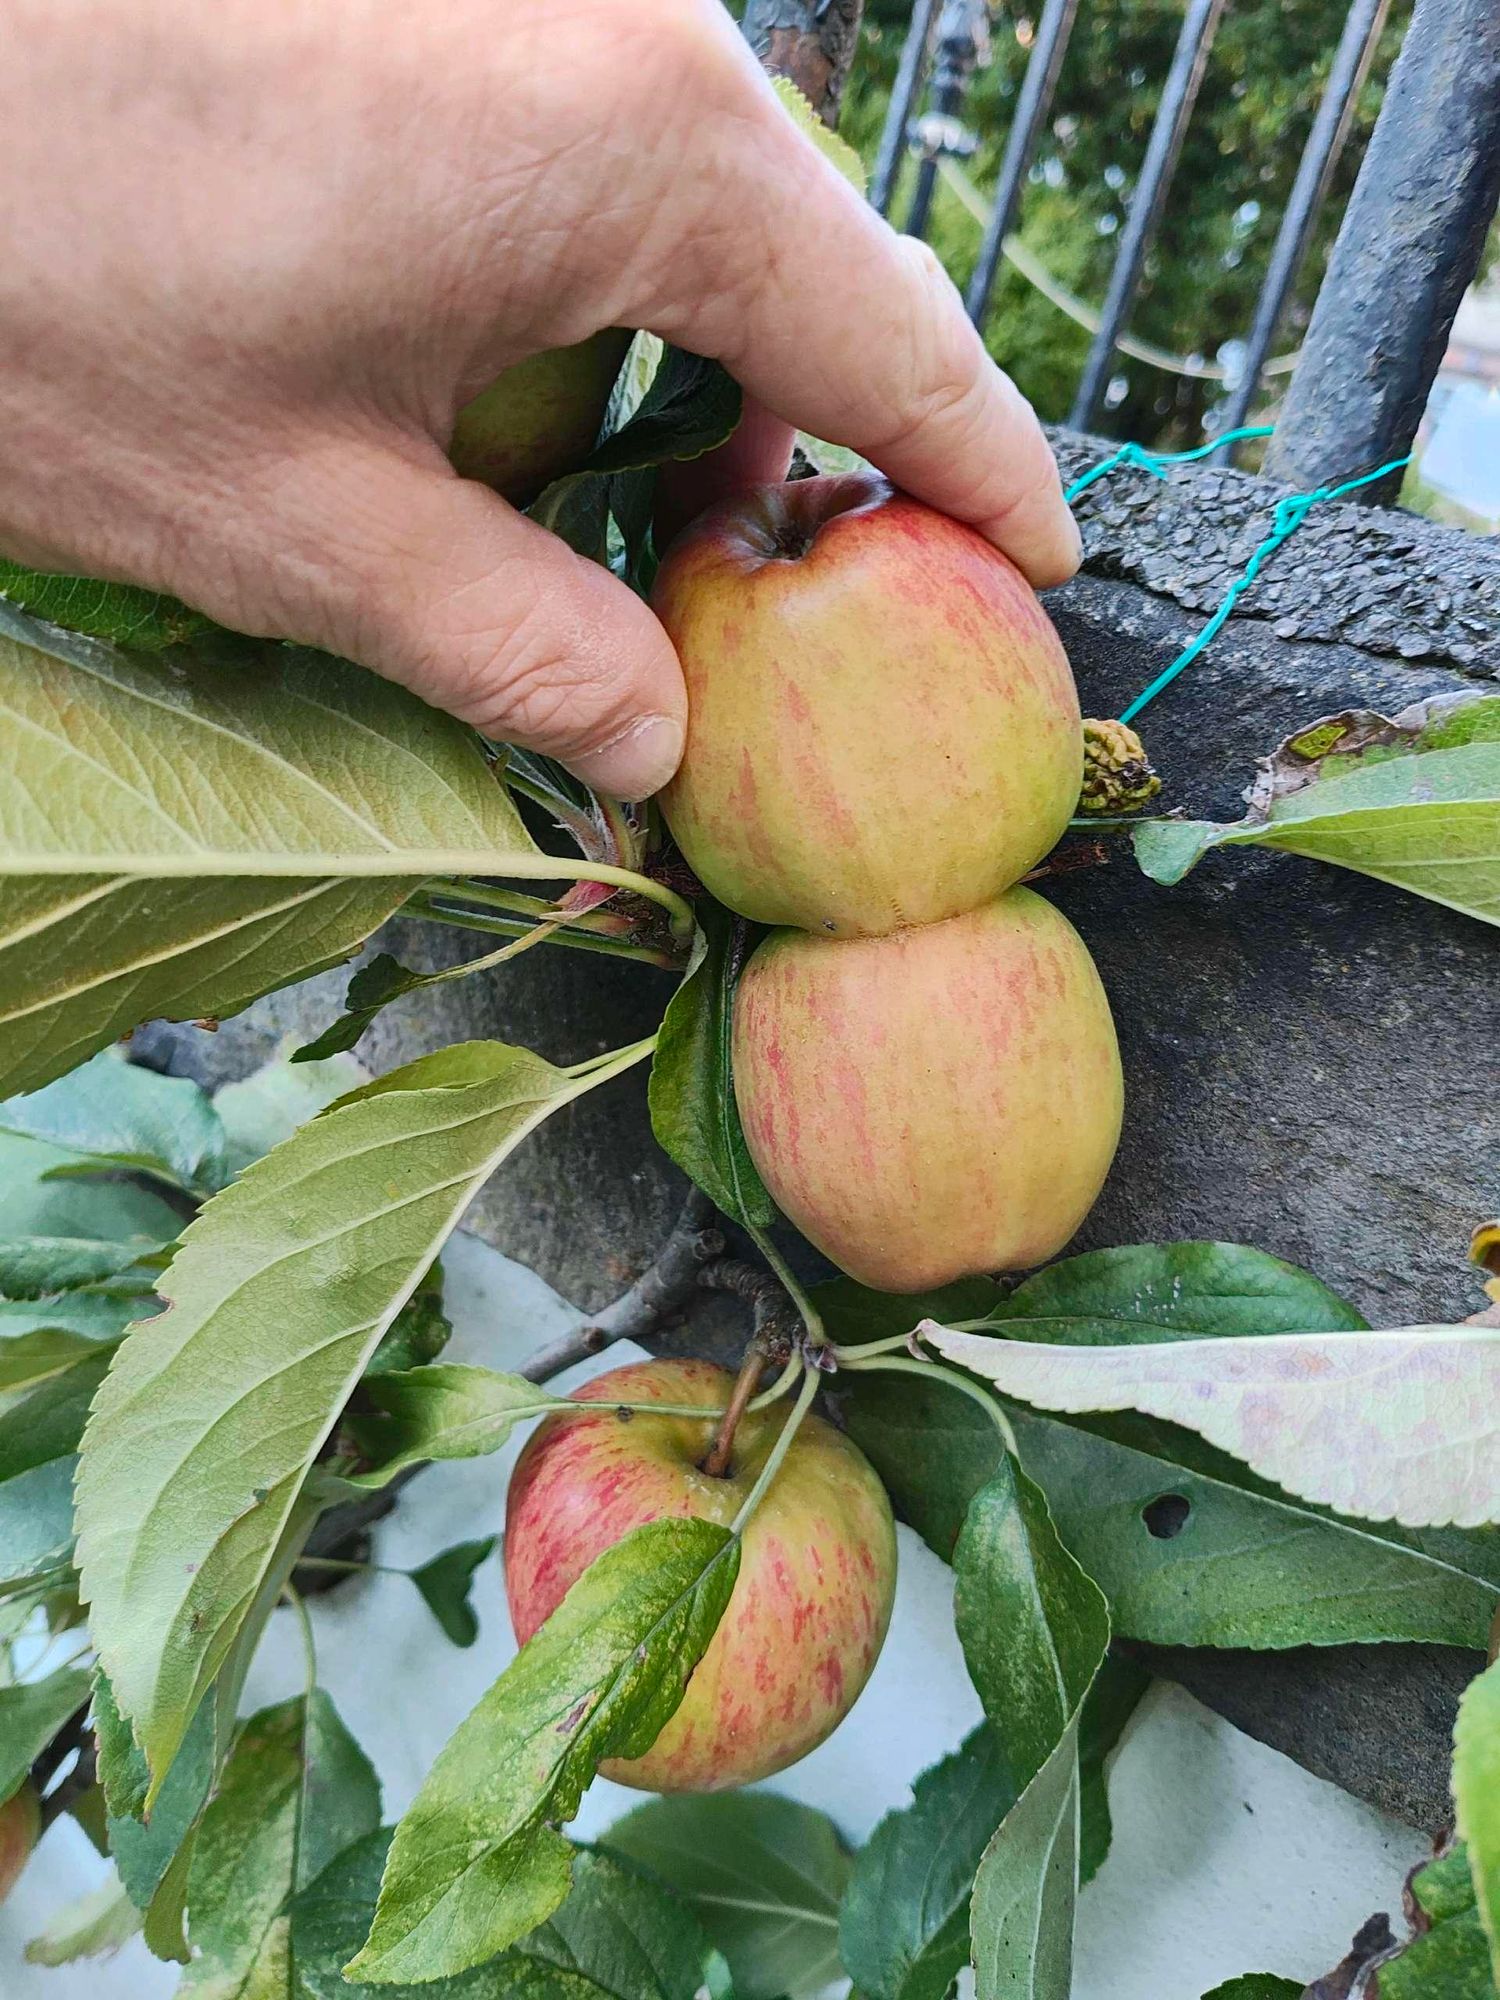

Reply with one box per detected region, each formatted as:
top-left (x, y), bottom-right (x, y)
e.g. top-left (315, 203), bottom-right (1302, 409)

top-left (131, 440), bottom-right (1499, 1826)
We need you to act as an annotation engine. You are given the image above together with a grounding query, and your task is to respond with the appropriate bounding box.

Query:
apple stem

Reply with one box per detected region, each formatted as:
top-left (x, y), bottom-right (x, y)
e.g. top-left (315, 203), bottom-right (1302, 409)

top-left (701, 1341), bottom-right (771, 1478)
top-left (730, 1363), bottom-right (821, 1535)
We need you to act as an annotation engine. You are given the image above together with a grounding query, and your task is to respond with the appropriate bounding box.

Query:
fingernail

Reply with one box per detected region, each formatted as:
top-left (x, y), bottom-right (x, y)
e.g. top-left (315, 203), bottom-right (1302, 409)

top-left (568, 714), bottom-right (685, 801)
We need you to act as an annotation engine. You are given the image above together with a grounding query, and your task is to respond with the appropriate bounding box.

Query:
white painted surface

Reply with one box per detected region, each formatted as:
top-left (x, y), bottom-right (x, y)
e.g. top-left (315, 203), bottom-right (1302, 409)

top-left (0, 1231), bottom-right (1429, 1997)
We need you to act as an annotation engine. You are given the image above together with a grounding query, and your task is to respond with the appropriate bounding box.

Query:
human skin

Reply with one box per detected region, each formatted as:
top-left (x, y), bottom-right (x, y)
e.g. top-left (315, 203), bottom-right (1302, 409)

top-left (505, 1357), bottom-right (897, 1791)
top-left (0, 0), bottom-right (1079, 800)
top-left (654, 471), bottom-right (1083, 935)
top-left (733, 890), bottom-right (1124, 1292)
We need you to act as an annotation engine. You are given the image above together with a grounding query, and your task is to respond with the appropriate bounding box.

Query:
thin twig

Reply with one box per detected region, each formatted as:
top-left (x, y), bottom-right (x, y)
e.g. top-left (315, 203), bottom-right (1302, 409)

top-left (518, 1187), bottom-right (723, 1382)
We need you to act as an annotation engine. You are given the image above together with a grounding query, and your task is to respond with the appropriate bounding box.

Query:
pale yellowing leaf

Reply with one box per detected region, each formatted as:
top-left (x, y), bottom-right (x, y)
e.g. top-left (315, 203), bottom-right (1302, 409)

top-left (922, 1322), bottom-right (1500, 1529)
top-left (0, 604), bottom-right (537, 1095)
top-left (76, 1037), bottom-right (647, 1794)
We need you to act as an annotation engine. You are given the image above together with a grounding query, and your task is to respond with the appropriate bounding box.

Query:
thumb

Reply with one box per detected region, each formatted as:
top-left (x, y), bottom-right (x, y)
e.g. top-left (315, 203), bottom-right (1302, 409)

top-left (208, 437), bottom-right (688, 799)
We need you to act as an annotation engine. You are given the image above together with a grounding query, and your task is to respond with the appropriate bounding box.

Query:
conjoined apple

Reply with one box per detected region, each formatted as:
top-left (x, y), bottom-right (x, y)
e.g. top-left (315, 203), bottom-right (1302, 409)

top-left (733, 888), bottom-right (1123, 1293)
top-left (504, 1357), bottom-right (896, 1792)
top-left (448, 330), bottom-right (632, 506)
top-left (653, 471), bottom-right (1082, 936)
top-left (0, 1783), bottom-right (39, 1902)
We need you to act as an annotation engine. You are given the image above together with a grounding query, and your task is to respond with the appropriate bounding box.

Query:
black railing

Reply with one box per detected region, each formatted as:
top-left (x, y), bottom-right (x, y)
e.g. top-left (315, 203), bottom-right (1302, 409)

top-left (798, 0), bottom-right (1500, 499)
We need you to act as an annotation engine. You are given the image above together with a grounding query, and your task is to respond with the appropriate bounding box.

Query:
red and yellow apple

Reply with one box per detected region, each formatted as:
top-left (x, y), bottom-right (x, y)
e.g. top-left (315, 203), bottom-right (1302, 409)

top-left (0, 1783), bottom-right (39, 1901)
top-left (653, 471), bottom-right (1082, 936)
top-left (733, 887), bottom-right (1123, 1292)
top-left (504, 1357), bottom-right (896, 1792)
top-left (448, 330), bottom-right (632, 507)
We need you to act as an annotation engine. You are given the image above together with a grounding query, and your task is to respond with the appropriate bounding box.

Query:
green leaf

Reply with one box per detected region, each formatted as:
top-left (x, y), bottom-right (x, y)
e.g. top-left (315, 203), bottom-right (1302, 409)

top-left (606, 1791), bottom-right (850, 2000)
top-left (182, 1692), bottom-right (381, 1997)
top-left (769, 76), bottom-right (868, 191)
top-left (294, 952), bottom-right (433, 1062)
top-left (0, 1457), bottom-right (78, 1596)
top-left (0, 1048), bottom-right (227, 1194)
top-left (0, 1293), bottom-right (144, 1394)
top-left (531, 346), bottom-right (742, 570)
top-left (1007, 1404), bottom-right (1500, 1651)
top-left (987, 1240), bottom-right (1367, 1343)
top-left (0, 1128), bottom-right (183, 1244)
top-left (825, 1267), bottom-right (1500, 1651)
top-left (841, 1726), bottom-right (1018, 2000)
top-left (0, 562), bottom-right (214, 650)
top-left (836, 1353), bottom-right (1500, 1652)
top-left (923, 1319), bottom-right (1500, 1529)
top-left (104, 1688), bottom-right (216, 1960)
top-left (648, 901), bottom-right (774, 1231)
top-left (349, 1517), bottom-right (740, 1985)
top-left (409, 1537), bottom-right (496, 1649)
top-left (0, 1664), bottom-right (91, 1802)
top-left (76, 1036), bottom-right (634, 1795)
top-left (364, 1264), bottom-right (453, 1378)
top-left (0, 1233), bottom-right (164, 1296)
top-left (1077, 1655), bottom-right (1150, 1885)
top-left (211, 1047), bottom-right (368, 1180)
top-left (1200, 1980), bottom-right (1302, 1999)
top-left (24, 1871), bottom-right (144, 1965)
top-left (0, 603), bottom-right (537, 1095)
top-left (1381, 1842), bottom-right (1498, 1999)
top-left (294, 1830), bottom-right (731, 2000)
top-left (1131, 692), bottom-right (1500, 926)
top-left (0, 1344), bottom-right (113, 1483)
top-left (955, 1459), bottom-right (1111, 2000)
top-left (345, 1363), bottom-right (570, 1486)
top-left (1454, 1658), bottom-right (1500, 1985)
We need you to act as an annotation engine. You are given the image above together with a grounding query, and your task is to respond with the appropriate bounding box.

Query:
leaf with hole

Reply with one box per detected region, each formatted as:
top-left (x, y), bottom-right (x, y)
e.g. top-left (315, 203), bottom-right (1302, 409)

top-left (834, 1350), bottom-right (1500, 1651)
top-left (76, 1037), bottom-right (641, 1795)
top-left (924, 1320), bottom-right (1500, 1528)
top-left (0, 603), bottom-right (537, 1095)
top-left (606, 1790), bottom-right (850, 2000)
top-left (348, 1518), bottom-right (739, 1984)
top-left (1131, 692), bottom-right (1500, 927)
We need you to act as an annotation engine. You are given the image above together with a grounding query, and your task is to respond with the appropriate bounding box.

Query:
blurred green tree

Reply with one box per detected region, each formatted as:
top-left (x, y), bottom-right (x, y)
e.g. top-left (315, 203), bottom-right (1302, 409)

top-left (841, 0), bottom-right (1420, 446)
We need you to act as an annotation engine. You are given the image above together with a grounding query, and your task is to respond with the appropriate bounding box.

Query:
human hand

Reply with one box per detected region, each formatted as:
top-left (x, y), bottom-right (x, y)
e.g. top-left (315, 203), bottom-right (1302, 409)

top-left (0, 0), bottom-right (1079, 797)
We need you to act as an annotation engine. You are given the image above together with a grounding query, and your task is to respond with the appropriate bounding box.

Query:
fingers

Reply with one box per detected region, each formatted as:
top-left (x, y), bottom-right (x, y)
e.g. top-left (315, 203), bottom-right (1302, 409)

top-left (646, 38), bottom-right (1080, 587)
top-left (189, 435), bottom-right (688, 799)
top-left (654, 395), bottom-right (795, 553)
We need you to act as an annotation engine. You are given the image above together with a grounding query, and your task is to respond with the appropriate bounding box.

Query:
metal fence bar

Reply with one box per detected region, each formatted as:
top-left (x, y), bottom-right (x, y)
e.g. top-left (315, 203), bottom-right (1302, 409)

top-left (1216, 0), bottom-right (1391, 456)
top-left (1068, 0), bottom-right (1227, 430)
top-left (871, 0), bottom-right (939, 216)
top-left (964, 0), bottom-right (1080, 331)
top-left (904, 0), bottom-right (988, 241)
top-left (1264, 0), bottom-right (1500, 496)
